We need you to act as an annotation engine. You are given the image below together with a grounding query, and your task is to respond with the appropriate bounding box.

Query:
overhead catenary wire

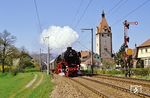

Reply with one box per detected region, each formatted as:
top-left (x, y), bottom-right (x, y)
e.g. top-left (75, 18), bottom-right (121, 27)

top-left (108, 0), bottom-right (129, 17)
top-left (71, 0), bottom-right (93, 51)
top-left (74, 0), bottom-right (93, 28)
top-left (71, 0), bottom-right (84, 27)
top-left (107, 0), bottom-right (123, 15)
top-left (33, 0), bottom-right (42, 32)
top-left (76, 41), bottom-right (90, 51)
top-left (111, 0), bottom-right (150, 27)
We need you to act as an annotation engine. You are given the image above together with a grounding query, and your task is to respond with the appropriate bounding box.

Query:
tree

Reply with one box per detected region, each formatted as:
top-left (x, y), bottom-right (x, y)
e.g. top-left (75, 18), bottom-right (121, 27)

top-left (0, 30), bottom-right (16, 73)
top-left (17, 47), bottom-right (34, 71)
top-left (114, 43), bottom-right (126, 68)
top-left (5, 46), bottom-right (20, 70)
top-left (101, 59), bottom-right (115, 69)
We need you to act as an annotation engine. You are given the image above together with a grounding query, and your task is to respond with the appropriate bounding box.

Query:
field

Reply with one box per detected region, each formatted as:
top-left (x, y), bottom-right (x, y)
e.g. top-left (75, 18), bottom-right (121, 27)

top-left (0, 72), bottom-right (54, 98)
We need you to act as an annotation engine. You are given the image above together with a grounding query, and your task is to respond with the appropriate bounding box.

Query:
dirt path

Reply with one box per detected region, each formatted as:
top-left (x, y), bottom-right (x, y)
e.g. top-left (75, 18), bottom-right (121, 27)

top-left (33, 73), bottom-right (44, 89)
top-left (25, 74), bottom-right (38, 88)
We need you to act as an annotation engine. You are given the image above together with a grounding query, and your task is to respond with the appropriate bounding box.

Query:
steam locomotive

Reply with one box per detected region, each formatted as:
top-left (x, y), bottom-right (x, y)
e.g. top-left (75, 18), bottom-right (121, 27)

top-left (50, 47), bottom-right (81, 77)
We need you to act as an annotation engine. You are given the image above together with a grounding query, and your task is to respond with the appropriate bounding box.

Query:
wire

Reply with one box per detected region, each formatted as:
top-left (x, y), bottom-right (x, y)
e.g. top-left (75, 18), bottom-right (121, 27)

top-left (33, 0), bottom-right (42, 32)
top-left (76, 40), bottom-right (90, 51)
top-left (108, 0), bottom-right (129, 17)
top-left (74, 0), bottom-right (93, 28)
top-left (107, 0), bottom-right (123, 15)
top-left (71, 0), bottom-right (84, 26)
top-left (111, 0), bottom-right (150, 27)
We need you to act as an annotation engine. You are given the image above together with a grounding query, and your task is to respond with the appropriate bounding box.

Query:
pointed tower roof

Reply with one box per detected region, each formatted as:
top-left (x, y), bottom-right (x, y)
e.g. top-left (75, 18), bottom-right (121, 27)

top-left (97, 11), bottom-right (111, 34)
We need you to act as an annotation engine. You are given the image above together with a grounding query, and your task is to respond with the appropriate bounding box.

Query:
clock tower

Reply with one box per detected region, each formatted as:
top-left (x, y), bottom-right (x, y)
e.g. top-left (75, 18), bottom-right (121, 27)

top-left (96, 11), bottom-right (112, 60)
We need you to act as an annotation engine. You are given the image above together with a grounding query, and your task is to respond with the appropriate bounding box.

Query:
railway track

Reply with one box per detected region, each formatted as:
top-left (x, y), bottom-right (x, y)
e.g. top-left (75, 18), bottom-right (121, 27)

top-left (71, 77), bottom-right (144, 98)
top-left (69, 77), bottom-right (109, 98)
top-left (95, 75), bottom-right (150, 87)
top-left (52, 74), bottom-right (103, 98)
top-left (80, 76), bottom-right (150, 98)
top-left (94, 74), bottom-right (150, 95)
top-left (52, 74), bottom-right (149, 97)
top-left (94, 74), bottom-right (150, 83)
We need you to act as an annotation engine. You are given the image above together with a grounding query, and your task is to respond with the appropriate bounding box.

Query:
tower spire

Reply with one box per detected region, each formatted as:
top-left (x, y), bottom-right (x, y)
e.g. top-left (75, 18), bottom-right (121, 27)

top-left (97, 11), bottom-right (110, 33)
top-left (102, 10), bottom-right (105, 18)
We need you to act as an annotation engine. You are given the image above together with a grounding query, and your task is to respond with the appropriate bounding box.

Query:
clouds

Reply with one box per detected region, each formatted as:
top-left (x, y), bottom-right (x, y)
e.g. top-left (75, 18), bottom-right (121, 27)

top-left (40, 26), bottom-right (79, 54)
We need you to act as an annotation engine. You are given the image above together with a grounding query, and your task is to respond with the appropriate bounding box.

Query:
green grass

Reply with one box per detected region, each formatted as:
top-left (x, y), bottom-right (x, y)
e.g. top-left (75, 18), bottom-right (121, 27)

top-left (0, 72), bottom-right (54, 98)
top-left (28, 74), bottom-right (53, 98)
top-left (0, 72), bottom-right (34, 98)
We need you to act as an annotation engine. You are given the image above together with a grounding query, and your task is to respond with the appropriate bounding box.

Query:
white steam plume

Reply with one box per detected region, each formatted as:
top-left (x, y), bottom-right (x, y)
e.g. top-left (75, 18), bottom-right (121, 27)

top-left (40, 26), bottom-right (79, 54)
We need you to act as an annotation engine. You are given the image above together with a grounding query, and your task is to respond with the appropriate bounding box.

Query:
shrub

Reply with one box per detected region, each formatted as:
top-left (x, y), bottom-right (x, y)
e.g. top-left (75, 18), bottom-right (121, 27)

top-left (106, 70), bottom-right (122, 75)
top-left (94, 69), bottom-right (124, 75)
top-left (131, 68), bottom-right (150, 76)
top-left (11, 68), bottom-right (18, 76)
top-left (24, 67), bottom-right (39, 72)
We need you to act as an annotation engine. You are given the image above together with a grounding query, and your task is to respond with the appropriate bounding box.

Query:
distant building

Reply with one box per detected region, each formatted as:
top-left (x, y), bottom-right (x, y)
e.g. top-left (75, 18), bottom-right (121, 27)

top-left (96, 11), bottom-right (112, 60)
top-left (80, 51), bottom-right (101, 70)
top-left (137, 39), bottom-right (150, 68)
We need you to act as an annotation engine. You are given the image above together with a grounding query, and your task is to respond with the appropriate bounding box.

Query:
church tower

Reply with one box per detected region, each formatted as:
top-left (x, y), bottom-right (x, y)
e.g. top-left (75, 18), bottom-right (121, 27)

top-left (96, 11), bottom-right (112, 60)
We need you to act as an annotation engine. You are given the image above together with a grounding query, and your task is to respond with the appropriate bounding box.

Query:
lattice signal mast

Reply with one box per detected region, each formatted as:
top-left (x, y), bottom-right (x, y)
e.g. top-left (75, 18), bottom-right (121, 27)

top-left (123, 20), bottom-right (138, 47)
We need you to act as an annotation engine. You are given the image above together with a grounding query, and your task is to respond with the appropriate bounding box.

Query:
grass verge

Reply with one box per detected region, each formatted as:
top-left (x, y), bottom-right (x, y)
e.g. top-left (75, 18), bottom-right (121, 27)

top-left (0, 72), bottom-right (34, 98)
top-left (0, 72), bottom-right (54, 98)
top-left (14, 73), bottom-right (54, 98)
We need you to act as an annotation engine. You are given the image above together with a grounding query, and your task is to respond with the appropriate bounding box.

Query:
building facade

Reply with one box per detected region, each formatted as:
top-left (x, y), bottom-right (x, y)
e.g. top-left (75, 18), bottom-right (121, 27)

top-left (137, 39), bottom-right (150, 68)
top-left (96, 11), bottom-right (112, 60)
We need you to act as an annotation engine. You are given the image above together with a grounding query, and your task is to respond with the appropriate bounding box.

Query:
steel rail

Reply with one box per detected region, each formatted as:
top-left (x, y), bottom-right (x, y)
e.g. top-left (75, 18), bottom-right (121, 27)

top-left (81, 77), bottom-right (150, 98)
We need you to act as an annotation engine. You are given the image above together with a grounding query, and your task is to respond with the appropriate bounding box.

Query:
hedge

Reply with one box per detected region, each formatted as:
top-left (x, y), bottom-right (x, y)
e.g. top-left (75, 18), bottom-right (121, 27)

top-left (94, 68), bottom-right (150, 76)
top-left (131, 68), bottom-right (150, 76)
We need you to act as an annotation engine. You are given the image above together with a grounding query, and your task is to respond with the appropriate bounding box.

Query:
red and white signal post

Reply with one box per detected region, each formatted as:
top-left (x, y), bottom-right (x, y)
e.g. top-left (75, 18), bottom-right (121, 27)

top-left (123, 20), bottom-right (138, 77)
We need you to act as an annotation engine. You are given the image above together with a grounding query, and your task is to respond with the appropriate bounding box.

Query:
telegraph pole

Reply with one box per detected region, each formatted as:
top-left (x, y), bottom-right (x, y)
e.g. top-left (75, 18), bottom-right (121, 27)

top-left (47, 41), bottom-right (50, 75)
top-left (44, 36), bottom-right (50, 75)
top-left (81, 28), bottom-right (94, 74)
top-left (39, 48), bottom-right (42, 71)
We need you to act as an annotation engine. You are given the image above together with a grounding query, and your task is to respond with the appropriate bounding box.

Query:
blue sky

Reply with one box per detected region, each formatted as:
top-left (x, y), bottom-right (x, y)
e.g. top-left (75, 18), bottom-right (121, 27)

top-left (0, 0), bottom-right (150, 54)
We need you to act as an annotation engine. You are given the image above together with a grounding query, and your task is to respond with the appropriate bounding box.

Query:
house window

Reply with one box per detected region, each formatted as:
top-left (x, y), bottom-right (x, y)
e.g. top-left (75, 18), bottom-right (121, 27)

top-left (139, 49), bottom-right (141, 53)
top-left (149, 58), bottom-right (150, 65)
top-left (148, 48), bottom-right (150, 53)
top-left (145, 59), bottom-right (148, 65)
top-left (145, 48), bottom-right (148, 53)
top-left (141, 49), bottom-right (143, 54)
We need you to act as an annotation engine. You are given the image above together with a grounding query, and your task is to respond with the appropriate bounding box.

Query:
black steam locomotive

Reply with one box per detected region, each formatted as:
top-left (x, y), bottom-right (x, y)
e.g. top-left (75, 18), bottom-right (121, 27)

top-left (52, 47), bottom-right (81, 77)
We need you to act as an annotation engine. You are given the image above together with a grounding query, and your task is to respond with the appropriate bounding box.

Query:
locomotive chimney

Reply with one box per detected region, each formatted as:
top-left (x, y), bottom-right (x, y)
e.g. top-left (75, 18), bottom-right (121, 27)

top-left (67, 47), bottom-right (72, 50)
